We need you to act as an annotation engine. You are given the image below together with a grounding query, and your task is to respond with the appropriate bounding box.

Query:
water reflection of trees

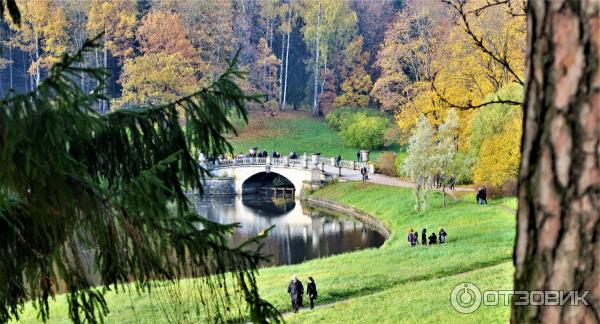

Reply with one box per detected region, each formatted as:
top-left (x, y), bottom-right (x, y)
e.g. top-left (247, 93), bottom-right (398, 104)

top-left (194, 195), bottom-right (385, 266)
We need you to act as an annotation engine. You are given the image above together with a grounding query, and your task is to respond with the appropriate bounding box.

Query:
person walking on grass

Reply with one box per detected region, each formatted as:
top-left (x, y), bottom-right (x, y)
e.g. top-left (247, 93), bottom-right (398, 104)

top-left (307, 277), bottom-right (318, 310)
top-left (421, 228), bottom-right (427, 246)
top-left (288, 275), bottom-right (304, 313)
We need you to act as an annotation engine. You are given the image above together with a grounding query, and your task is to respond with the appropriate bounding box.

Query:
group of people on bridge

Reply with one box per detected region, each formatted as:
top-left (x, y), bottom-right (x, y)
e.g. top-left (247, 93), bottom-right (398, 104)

top-left (407, 228), bottom-right (447, 246)
top-left (236, 149), bottom-right (305, 160)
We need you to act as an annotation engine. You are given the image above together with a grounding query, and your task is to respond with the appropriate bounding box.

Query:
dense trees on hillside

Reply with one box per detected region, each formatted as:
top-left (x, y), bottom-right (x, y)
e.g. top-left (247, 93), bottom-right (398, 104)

top-left (0, 0), bottom-right (397, 112)
top-left (0, 0), bottom-right (529, 189)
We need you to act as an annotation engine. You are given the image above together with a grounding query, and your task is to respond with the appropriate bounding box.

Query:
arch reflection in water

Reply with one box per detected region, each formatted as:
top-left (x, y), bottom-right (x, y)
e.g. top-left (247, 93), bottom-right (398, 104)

top-left (193, 195), bottom-right (385, 266)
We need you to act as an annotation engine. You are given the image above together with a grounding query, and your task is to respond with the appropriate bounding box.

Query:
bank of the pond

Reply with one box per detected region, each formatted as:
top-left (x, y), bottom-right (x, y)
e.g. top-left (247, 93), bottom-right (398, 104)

top-left (301, 195), bottom-right (391, 240)
top-left (261, 182), bottom-right (516, 322)
top-left (14, 182), bottom-right (516, 323)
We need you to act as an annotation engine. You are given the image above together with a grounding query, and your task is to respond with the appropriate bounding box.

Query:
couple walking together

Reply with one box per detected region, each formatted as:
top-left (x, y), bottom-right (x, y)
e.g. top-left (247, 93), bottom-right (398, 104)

top-left (288, 275), bottom-right (318, 313)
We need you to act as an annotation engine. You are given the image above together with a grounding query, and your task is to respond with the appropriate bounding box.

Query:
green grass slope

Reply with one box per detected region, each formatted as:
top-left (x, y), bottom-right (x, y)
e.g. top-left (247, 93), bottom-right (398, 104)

top-left (228, 110), bottom-right (400, 160)
top-left (14, 183), bottom-right (516, 323)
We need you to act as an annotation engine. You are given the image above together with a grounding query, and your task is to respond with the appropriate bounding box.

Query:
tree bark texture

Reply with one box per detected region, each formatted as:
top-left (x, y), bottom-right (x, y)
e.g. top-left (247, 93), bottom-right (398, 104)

top-left (512, 1), bottom-right (599, 323)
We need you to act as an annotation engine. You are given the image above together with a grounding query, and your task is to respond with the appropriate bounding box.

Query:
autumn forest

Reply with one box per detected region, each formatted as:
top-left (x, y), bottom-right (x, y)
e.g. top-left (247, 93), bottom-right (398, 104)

top-left (1, 0), bottom-right (598, 323)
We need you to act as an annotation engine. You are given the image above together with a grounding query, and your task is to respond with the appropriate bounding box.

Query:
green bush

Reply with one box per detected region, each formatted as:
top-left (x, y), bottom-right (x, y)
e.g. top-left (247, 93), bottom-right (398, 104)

top-left (340, 113), bottom-right (389, 149)
top-left (326, 107), bottom-right (384, 131)
top-left (394, 152), bottom-right (407, 176)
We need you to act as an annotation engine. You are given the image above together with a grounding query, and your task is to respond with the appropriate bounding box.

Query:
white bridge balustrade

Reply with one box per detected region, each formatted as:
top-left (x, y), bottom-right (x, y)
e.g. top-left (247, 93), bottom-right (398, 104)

top-left (201, 155), bottom-right (375, 197)
top-left (202, 156), bottom-right (374, 173)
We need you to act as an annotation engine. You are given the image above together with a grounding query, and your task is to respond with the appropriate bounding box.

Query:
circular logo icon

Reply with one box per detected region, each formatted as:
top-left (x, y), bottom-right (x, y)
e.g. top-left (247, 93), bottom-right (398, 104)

top-left (450, 282), bottom-right (482, 314)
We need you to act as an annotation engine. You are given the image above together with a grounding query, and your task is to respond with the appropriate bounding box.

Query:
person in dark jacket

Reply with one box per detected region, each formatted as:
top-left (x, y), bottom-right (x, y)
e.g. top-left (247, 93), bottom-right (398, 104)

top-left (421, 228), bottom-right (427, 245)
top-left (428, 232), bottom-right (437, 245)
top-left (356, 151), bottom-right (361, 162)
top-left (439, 228), bottom-right (447, 244)
top-left (288, 275), bottom-right (304, 312)
top-left (306, 276), bottom-right (318, 309)
top-left (449, 174), bottom-right (456, 191)
top-left (481, 186), bottom-right (488, 204)
top-left (336, 154), bottom-right (342, 167)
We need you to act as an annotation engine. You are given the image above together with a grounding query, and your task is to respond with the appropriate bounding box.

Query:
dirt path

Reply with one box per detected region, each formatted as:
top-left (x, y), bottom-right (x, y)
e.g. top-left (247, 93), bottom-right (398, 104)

top-left (322, 165), bottom-right (474, 192)
top-left (280, 300), bottom-right (343, 318)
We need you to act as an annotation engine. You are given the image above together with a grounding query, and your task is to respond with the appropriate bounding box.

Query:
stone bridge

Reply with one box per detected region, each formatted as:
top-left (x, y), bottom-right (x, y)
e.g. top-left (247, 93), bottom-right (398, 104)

top-left (202, 156), bottom-right (374, 197)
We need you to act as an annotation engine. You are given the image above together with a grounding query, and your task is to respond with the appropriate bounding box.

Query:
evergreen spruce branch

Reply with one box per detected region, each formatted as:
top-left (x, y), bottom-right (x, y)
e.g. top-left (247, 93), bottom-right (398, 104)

top-left (0, 39), bottom-right (280, 323)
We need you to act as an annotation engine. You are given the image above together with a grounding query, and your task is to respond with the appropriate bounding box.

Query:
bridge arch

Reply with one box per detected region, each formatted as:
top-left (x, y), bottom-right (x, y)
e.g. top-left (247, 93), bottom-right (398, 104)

top-left (241, 171), bottom-right (295, 195)
top-left (207, 165), bottom-right (320, 197)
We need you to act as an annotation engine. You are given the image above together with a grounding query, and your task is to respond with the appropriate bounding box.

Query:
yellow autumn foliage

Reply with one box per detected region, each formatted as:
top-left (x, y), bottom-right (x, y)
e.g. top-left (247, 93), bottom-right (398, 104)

top-left (374, 0), bottom-right (525, 147)
top-left (473, 116), bottom-right (522, 186)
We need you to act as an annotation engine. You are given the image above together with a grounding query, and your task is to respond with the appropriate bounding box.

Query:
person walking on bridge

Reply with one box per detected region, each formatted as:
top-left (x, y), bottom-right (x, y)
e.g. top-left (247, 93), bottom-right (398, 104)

top-left (288, 275), bottom-right (304, 313)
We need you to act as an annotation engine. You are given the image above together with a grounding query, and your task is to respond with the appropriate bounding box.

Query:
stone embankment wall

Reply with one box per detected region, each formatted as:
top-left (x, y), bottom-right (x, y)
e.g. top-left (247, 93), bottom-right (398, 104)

top-left (300, 195), bottom-right (391, 239)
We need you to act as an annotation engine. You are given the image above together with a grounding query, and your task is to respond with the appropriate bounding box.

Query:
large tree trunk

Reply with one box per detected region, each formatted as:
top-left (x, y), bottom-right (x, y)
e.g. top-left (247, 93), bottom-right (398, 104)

top-left (512, 1), bottom-right (599, 323)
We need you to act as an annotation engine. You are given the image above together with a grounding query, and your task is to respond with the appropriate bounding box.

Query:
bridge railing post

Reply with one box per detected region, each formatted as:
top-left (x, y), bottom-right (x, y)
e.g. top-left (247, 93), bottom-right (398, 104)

top-left (266, 156), bottom-right (271, 165)
top-left (283, 157), bottom-right (289, 167)
top-left (352, 161), bottom-right (356, 170)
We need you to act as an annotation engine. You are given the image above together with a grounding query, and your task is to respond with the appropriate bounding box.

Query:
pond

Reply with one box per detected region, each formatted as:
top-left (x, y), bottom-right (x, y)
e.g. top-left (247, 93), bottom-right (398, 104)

top-left (193, 194), bottom-right (385, 266)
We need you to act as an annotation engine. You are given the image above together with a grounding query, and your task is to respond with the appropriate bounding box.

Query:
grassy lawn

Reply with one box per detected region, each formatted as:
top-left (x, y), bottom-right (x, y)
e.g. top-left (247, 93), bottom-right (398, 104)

top-left (228, 110), bottom-right (401, 161)
top-left (14, 182), bottom-right (516, 323)
top-left (286, 262), bottom-right (513, 323)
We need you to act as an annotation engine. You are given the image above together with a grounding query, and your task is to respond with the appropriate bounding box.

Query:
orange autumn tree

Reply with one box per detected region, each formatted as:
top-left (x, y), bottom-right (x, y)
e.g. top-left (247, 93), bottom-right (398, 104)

top-left (115, 9), bottom-right (198, 108)
top-left (135, 10), bottom-right (196, 60)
